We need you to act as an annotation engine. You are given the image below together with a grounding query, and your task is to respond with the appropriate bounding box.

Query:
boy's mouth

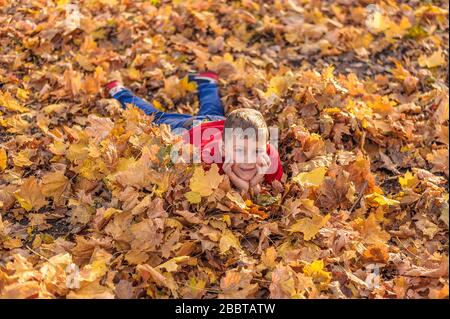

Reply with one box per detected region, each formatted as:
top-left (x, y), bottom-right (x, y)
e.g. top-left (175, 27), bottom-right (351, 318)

top-left (239, 167), bottom-right (256, 172)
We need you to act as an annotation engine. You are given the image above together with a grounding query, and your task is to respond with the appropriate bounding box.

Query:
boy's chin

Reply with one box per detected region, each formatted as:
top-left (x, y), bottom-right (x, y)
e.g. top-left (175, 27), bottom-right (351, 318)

top-left (234, 170), bottom-right (256, 181)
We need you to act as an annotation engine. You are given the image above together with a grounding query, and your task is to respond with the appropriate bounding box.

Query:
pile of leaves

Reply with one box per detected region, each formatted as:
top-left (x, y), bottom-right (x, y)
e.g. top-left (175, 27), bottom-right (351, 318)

top-left (0, 0), bottom-right (448, 299)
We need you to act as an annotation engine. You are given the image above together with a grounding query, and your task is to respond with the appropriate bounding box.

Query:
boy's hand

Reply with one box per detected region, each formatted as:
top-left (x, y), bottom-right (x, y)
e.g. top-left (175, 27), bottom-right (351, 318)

top-left (223, 162), bottom-right (249, 193)
top-left (249, 154), bottom-right (271, 193)
top-left (250, 183), bottom-right (262, 196)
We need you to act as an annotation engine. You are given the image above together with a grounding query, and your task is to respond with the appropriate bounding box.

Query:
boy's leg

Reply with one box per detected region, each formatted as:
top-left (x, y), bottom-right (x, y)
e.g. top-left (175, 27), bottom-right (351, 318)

top-left (189, 72), bottom-right (225, 118)
top-left (107, 83), bottom-right (192, 130)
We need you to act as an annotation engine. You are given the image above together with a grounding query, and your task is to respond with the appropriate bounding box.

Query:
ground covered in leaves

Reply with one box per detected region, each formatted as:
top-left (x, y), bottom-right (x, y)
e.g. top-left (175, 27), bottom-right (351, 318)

top-left (0, 0), bottom-right (448, 299)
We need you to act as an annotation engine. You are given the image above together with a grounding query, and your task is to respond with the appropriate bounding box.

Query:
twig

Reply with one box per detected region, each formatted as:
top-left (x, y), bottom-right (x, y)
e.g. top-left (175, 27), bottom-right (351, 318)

top-left (280, 182), bottom-right (293, 205)
top-left (26, 245), bottom-right (50, 262)
top-left (349, 181), bottom-right (368, 213)
top-left (360, 130), bottom-right (367, 155)
top-left (394, 236), bottom-right (421, 260)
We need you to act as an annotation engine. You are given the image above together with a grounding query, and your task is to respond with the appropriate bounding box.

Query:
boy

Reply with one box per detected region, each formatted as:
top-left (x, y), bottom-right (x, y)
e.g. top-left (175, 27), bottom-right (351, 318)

top-left (105, 71), bottom-right (283, 193)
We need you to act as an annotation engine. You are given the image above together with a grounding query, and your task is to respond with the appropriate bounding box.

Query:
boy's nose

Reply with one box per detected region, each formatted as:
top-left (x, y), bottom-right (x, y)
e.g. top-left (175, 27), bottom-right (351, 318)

top-left (243, 152), bottom-right (258, 164)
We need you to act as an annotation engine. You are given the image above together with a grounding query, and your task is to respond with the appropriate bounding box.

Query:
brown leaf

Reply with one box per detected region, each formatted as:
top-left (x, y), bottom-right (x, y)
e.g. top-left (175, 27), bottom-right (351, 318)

top-left (219, 270), bottom-right (258, 298)
top-left (14, 177), bottom-right (47, 212)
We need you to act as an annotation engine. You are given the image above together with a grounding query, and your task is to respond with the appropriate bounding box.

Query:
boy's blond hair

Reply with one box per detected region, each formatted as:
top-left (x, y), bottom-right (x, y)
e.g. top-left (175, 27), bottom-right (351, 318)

top-left (224, 108), bottom-right (269, 140)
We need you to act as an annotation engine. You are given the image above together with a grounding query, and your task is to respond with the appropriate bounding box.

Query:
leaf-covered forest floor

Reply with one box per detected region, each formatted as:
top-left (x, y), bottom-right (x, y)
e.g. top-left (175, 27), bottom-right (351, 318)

top-left (0, 0), bottom-right (448, 299)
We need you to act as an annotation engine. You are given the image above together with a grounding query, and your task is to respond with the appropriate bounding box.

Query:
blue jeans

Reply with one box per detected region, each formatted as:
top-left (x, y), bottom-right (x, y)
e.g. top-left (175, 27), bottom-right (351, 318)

top-left (112, 82), bottom-right (226, 131)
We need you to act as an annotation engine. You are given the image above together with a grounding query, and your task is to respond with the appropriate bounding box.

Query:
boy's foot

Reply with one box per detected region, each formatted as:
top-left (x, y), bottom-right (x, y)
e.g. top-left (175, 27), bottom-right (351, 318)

top-left (105, 70), bottom-right (125, 96)
top-left (188, 71), bottom-right (218, 85)
top-left (105, 80), bottom-right (126, 97)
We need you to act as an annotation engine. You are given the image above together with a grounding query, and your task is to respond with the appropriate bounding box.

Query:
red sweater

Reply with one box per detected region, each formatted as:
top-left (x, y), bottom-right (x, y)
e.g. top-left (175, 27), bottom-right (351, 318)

top-left (182, 120), bottom-right (283, 183)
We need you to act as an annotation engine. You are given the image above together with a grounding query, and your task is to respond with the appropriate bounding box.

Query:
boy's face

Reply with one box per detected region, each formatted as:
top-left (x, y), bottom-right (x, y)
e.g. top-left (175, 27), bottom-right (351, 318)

top-left (224, 134), bottom-right (267, 182)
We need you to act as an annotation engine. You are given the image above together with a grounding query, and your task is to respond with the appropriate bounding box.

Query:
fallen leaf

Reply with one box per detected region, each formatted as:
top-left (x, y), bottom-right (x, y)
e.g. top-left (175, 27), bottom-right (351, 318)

top-left (293, 166), bottom-right (328, 187)
top-left (288, 213), bottom-right (331, 241)
top-left (418, 50), bottom-right (447, 68)
top-left (14, 177), bottom-right (47, 212)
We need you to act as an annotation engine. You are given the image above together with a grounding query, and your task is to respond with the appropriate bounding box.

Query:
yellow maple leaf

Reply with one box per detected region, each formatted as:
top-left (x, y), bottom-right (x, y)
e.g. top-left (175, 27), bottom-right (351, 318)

top-left (265, 72), bottom-right (295, 97)
top-left (0, 91), bottom-right (30, 113)
top-left (366, 95), bottom-right (396, 113)
top-left (75, 249), bottom-right (112, 289)
top-left (219, 229), bottom-right (241, 254)
top-left (366, 11), bottom-right (390, 33)
top-left (152, 99), bottom-right (165, 111)
top-left (3, 237), bottom-right (23, 249)
top-left (148, 171), bottom-right (171, 197)
top-left (74, 54), bottom-right (95, 71)
top-left (0, 148), bottom-right (7, 171)
top-left (66, 281), bottom-right (114, 299)
top-left (261, 246), bottom-right (277, 268)
top-left (1, 115), bottom-right (27, 133)
top-left (14, 177), bottom-right (47, 212)
top-left (99, 0), bottom-right (119, 6)
top-left (351, 213), bottom-right (391, 244)
top-left (288, 213), bottom-right (330, 240)
top-left (365, 192), bottom-right (400, 207)
top-left (180, 75), bottom-right (197, 92)
top-left (321, 65), bottom-right (335, 81)
top-left (127, 67), bottom-right (141, 81)
top-left (323, 107), bottom-right (341, 114)
top-left (48, 140), bottom-right (67, 156)
top-left (398, 171), bottom-right (418, 189)
top-left (79, 158), bottom-right (107, 180)
top-left (224, 52), bottom-right (234, 63)
top-left (384, 16), bottom-right (411, 40)
top-left (63, 68), bottom-right (82, 97)
top-left (157, 256), bottom-right (190, 272)
top-left (225, 191), bottom-right (247, 209)
top-left (66, 142), bottom-right (89, 163)
top-left (16, 88), bottom-right (30, 101)
top-left (185, 191), bottom-right (202, 204)
top-left (293, 166), bottom-right (327, 187)
top-left (41, 170), bottom-right (70, 201)
top-left (13, 149), bottom-right (34, 167)
top-left (222, 214), bottom-right (231, 226)
top-left (415, 4), bottom-right (449, 20)
top-left (390, 60), bottom-right (411, 80)
top-left (418, 50), bottom-right (447, 68)
top-left (56, 0), bottom-right (70, 7)
top-left (303, 260), bottom-right (331, 284)
top-left (185, 164), bottom-right (223, 203)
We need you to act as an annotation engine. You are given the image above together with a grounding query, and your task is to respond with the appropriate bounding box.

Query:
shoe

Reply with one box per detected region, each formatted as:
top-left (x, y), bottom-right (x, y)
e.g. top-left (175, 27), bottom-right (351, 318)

top-left (188, 71), bottom-right (219, 85)
top-left (105, 80), bottom-right (125, 97)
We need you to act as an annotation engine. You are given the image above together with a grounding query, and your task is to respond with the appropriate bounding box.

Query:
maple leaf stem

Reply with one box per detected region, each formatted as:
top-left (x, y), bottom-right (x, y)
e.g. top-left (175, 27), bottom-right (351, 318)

top-left (26, 245), bottom-right (51, 262)
top-left (350, 180), bottom-right (368, 213)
